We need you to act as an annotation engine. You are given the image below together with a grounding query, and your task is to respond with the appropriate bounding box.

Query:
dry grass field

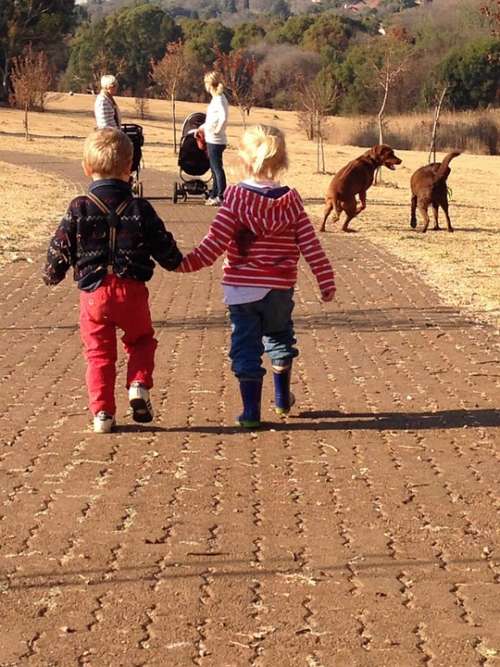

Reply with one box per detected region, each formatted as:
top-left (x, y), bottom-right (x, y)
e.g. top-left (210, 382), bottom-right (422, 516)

top-left (0, 93), bottom-right (498, 326)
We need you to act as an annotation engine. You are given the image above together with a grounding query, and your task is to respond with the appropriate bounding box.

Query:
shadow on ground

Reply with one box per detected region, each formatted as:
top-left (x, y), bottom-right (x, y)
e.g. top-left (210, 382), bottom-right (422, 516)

top-left (0, 306), bottom-right (486, 334)
top-left (116, 408), bottom-right (499, 435)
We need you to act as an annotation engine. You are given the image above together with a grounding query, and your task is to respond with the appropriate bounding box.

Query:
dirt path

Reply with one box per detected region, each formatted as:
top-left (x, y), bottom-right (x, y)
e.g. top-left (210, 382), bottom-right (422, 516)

top-left (0, 152), bottom-right (499, 666)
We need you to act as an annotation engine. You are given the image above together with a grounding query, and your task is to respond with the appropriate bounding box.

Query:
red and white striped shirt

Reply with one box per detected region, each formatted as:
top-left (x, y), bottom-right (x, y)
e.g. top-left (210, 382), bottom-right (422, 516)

top-left (178, 184), bottom-right (336, 296)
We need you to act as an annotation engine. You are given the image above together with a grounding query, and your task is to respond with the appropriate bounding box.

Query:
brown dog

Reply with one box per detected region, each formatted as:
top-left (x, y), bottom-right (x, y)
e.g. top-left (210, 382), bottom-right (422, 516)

top-left (320, 144), bottom-right (402, 232)
top-left (410, 152), bottom-right (460, 232)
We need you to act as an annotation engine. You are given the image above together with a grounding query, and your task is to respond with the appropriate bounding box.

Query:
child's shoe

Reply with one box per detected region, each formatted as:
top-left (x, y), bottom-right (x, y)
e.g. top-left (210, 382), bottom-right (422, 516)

top-left (272, 362), bottom-right (295, 415)
top-left (93, 411), bottom-right (116, 433)
top-left (129, 381), bottom-right (154, 423)
top-left (205, 197), bottom-right (218, 206)
top-left (237, 379), bottom-right (262, 428)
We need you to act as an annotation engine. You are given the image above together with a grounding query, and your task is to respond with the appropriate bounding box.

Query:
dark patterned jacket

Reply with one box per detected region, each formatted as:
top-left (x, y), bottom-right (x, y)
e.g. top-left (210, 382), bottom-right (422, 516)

top-left (43, 179), bottom-right (182, 291)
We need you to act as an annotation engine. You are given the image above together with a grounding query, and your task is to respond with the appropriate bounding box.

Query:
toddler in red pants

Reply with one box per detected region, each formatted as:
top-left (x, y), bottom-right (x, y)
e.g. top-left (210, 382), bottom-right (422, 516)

top-left (43, 128), bottom-right (182, 432)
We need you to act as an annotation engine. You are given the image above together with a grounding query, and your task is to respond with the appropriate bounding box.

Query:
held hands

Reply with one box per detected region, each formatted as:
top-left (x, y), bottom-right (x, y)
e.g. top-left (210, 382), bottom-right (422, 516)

top-left (321, 288), bottom-right (336, 303)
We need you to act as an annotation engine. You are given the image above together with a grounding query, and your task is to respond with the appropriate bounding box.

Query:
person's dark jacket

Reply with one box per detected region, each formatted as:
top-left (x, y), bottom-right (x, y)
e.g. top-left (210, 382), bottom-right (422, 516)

top-left (43, 179), bottom-right (182, 291)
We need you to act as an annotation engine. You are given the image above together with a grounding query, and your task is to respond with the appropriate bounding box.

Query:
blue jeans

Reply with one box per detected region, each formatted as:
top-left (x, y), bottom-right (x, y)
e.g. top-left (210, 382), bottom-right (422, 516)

top-left (207, 143), bottom-right (226, 199)
top-left (228, 289), bottom-right (298, 380)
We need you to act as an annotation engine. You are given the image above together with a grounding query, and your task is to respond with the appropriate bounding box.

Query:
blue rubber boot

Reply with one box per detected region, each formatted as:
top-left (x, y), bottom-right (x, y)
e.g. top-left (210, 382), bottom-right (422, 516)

top-left (237, 379), bottom-right (263, 428)
top-left (272, 362), bottom-right (295, 416)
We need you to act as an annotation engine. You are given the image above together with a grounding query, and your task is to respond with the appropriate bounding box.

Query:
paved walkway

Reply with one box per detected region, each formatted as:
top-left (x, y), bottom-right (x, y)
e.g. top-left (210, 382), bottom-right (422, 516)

top-left (0, 152), bottom-right (499, 666)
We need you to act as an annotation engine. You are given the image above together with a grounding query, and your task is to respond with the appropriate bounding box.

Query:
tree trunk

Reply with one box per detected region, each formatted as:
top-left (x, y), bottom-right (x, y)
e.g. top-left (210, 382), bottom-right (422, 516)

top-left (375, 69), bottom-right (390, 183)
top-left (239, 104), bottom-right (246, 129)
top-left (0, 47), bottom-right (10, 104)
top-left (24, 102), bottom-right (30, 140)
top-left (428, 85), bottom-right (447, 164)
top-left (171, 91), bottom-right (177, 154)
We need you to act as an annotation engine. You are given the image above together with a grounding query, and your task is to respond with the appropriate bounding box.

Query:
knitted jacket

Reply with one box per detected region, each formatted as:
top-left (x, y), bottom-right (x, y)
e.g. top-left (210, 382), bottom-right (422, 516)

top-left (43, 179), bottom-right (182, 291)
top-left (94, 92), bottom-right (121, 129)
top-left (177, 184), bottom-right (335, 295)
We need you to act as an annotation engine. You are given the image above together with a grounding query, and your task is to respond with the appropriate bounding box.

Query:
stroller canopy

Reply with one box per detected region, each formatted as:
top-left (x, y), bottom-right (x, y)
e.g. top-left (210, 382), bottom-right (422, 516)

top-left (178, 112), bottom-right (210, 177)
top-left (181, 112), bottom-right (206, 137)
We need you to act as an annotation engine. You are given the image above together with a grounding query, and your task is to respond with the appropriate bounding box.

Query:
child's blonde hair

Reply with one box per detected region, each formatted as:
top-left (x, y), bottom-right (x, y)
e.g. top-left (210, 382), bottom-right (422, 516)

top-left (83, 128), bottom-right (133, 177)
top-left (239, 125), bottom-right (289, 180)
top-left (204, 71), bottom-right (224, 96)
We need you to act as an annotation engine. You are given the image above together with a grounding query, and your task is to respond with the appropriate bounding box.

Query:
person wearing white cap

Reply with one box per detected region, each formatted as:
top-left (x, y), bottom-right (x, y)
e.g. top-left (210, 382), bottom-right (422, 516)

top-left (94, 75), bottom-right (121, 129)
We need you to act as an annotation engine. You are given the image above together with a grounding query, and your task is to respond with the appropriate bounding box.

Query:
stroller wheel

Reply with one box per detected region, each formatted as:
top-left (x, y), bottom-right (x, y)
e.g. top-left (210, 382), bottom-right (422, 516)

top-left (134, 181), bottom-right (143, 198)
top-left (172, 181), bottom-right (178, 204)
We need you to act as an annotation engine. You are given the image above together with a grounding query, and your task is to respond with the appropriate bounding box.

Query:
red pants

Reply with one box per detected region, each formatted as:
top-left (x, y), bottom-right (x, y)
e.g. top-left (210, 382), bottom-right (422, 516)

top-left (79, 275), bottom-right (157, 415)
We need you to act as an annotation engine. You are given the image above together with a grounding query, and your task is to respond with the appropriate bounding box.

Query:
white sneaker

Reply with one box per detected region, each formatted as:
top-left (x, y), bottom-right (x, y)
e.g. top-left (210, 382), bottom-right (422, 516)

top-left (93, 411), bottom-right (116, 433)
top-left (128, 382), bottom-right (154, 423)
top-left (205, 197), bottom-right (219, 206)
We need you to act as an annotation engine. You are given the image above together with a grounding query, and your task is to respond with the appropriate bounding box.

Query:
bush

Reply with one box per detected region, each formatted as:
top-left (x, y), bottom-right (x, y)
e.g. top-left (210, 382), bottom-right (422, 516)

top-left (341, 112), bottom-right (500, 155)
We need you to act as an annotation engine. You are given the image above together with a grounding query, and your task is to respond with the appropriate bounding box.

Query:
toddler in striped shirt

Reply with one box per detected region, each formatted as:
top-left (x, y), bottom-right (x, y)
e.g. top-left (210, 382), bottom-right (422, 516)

top-left (177, 124), bottom-right (335, 428)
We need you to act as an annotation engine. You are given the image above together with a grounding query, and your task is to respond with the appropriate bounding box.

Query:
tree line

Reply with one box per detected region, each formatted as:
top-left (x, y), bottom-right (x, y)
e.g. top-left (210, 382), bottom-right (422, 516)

top-left (2, 0), bottom-right (499, 117)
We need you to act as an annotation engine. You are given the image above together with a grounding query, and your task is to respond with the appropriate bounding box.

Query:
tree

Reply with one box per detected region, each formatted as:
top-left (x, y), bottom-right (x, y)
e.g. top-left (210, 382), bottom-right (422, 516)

top-left (10, 45), bottom-right (52, 139)
top-left (0, 0), bottom-right (78, 102)
top-left (268, 0), bottom-right (291, 20)
top-left (481, 0), bottom-right (500, 36)
top-left (151, 41), bottom-right (186, 154)
top-left (274, 15), bottom-right (314, 45)
top-left (231, 23), bottom-right (265, 50)
top-left (301, 13), bottom-right (355, 63)
top-left (215, 47), bottom-right (256, 126)
top-left (251, 44), bottom-right (320, 109)
top-left (183, 20), bottom-right (233, 67)
top-left (439, 38), bottom-right (500, 110)
top-left (65, 4), bottom-right (180, 94)
top-left (296, 71), bottom-right (339, 173)
top-left (373, 38), bottom-right (412, 146)
top-left (428, 85), bottom-right (448, 163)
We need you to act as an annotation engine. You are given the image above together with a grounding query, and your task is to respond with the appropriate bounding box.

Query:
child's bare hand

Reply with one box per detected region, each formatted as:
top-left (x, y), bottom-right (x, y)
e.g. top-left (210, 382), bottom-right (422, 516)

top-left (321, 289), bottom-right (335, 302)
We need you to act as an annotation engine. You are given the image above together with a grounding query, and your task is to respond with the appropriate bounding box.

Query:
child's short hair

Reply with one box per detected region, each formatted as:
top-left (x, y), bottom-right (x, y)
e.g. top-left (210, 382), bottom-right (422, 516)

top-left (204, 71), bottom-right (224, 96)
top-left (239, 125), bottom-right (288, 180)
top-left (83, 128), bottom-right (133, 177)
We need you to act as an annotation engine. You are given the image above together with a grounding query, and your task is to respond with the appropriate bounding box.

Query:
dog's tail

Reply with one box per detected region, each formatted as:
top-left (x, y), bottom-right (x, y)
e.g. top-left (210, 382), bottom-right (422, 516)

top-left (434, 151), bottom-right (461, 181)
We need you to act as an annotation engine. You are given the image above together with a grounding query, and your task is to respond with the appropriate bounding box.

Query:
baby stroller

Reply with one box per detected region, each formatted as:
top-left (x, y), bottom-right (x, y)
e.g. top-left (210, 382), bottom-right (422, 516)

top-left (172, 112), bottom-right (212, 204)
top-left (122, 123), bottom-right (144, 197)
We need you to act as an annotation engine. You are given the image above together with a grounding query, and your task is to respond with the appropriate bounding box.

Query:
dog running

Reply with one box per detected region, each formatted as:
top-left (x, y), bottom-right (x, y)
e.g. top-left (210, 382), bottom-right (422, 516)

top-left (320, 144), bottom-right (402, 233)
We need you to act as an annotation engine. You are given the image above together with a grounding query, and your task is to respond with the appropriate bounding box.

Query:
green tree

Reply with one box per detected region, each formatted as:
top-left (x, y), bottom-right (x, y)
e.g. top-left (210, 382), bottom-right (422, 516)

top-left (335, 41), bottom-right (377, 114)
top-left (301, 14), bottom-right (356, 64)
top-left (231, 23), bottom-right (265, 50)
top-left (0, 0), bottom-right (79, 101)
top-left (274, 15), bottom-right (315, 45)
top-left (65, 4), bottom-right (180, 93)
top-left (183, 21), bottom-right (233, 67)
top-left (439, 38), bottom-right (500, 109)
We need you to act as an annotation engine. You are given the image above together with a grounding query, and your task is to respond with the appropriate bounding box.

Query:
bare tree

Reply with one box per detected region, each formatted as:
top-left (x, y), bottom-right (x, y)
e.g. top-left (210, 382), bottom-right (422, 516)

top-left (372, 39), bottom-right (412, 181)
top-left (428, 85), bottom-right (448, 163)
top-left (134, 83), bottom-right (150, 120)
top-left (215, 47), bottom-right (256, 127)
top-left (10, 45), bottom-right (52, 140)
top-left (151, 41), bottom-right (186, 154)
top-left (297, 73), bottom-right (339, 173)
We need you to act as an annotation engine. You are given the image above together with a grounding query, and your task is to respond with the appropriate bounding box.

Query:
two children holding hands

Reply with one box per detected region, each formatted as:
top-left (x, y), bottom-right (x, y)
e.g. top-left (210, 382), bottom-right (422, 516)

top-left (44, 124), bottom-right (335, 432)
